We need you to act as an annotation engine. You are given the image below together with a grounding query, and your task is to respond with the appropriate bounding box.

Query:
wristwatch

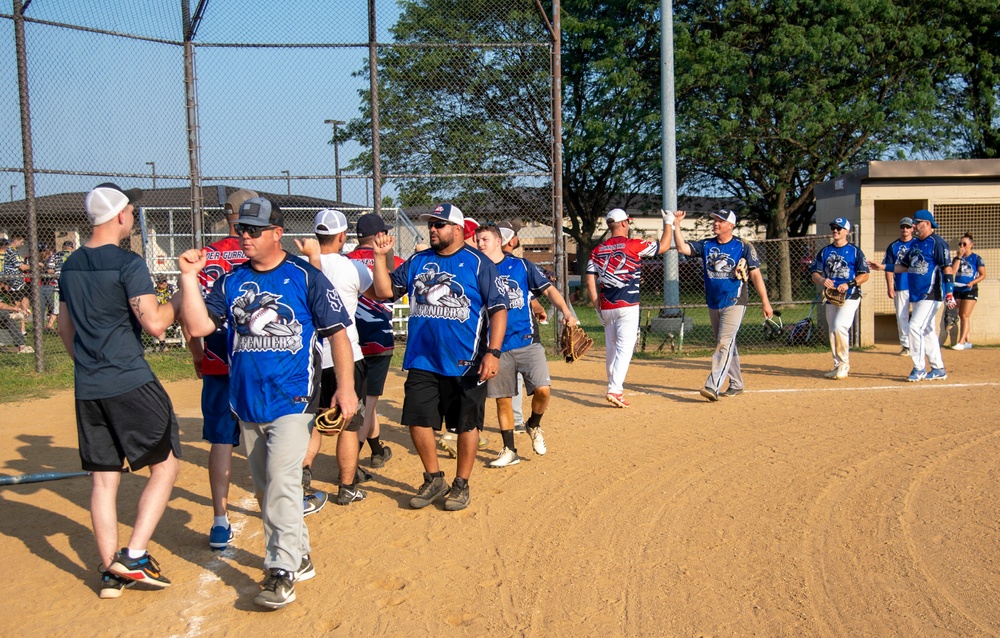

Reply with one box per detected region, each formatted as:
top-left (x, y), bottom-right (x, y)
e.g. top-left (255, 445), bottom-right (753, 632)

top-left (487, 348), bottom-right (501, 358)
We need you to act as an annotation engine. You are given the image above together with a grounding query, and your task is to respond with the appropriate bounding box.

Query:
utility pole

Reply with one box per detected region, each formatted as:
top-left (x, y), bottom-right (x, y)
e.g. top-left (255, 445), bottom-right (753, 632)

top-left (324, 119), bottom-right (346, 202)
top-left (281, 170), bottom-right (290, 196)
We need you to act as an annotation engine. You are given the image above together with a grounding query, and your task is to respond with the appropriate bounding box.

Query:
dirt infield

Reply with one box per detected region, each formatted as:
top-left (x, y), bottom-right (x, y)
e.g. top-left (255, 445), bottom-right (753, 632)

top-left (2, 345), bottom-right (999, 637)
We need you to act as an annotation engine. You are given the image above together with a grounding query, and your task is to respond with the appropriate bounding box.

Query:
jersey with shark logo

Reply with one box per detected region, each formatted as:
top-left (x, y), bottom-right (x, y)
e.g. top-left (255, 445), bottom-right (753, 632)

top-left (898, 234), bottom-right (950, 302)
top-left (810, 243), bottom-right (870, 300)
top-left (205, 253), bottom-right (351, 423)
top-left (882, 238), bottom-right (913, 293)
top-left (688, 237), bottom-right (760, 309)
top-left (389, 245), bottom-right (507, 377)
top-left (494, 253), bottom-right (552, 352)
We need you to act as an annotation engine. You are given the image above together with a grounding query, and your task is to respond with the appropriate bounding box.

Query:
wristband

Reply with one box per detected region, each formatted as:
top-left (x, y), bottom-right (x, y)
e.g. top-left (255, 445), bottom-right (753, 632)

top-left (943, 273), bottom-right (955, 295)
top-left (846, 279), bottom-right (857, 288)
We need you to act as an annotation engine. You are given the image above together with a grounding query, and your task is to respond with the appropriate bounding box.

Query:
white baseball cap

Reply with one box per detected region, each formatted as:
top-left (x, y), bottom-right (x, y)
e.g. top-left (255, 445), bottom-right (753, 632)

top-left (419, 202), bottom-right (464, 226)
top-left (710, 209), bottom-right (737, 225)
top-left (606, 208), bottom-right (630, 223)
top-left (85, 183), bottom-right (143, 226)
top-left (314, 209), bottom-right (348, 235)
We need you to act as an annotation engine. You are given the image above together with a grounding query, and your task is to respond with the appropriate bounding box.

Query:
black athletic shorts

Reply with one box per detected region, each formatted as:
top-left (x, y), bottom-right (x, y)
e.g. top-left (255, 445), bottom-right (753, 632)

top-left (364, 353), bottom-right (393, 396)
top-left (401, 369), bottom-right (487, 433)
top-left (75, 379), bottom-right (181, 472)
top-left (955, 285), bottom-right (978, 301)
top-left (319, 359), bottom-right (368, 432)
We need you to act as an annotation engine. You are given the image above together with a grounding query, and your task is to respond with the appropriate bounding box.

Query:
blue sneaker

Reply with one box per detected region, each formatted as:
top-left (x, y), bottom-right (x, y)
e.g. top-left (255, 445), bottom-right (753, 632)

top-left (907, 367), bottom-right (926, 382)
top-left (209, 524), bottom-right (234, 550)
top-left (926, 368), bottom-right (947, 380)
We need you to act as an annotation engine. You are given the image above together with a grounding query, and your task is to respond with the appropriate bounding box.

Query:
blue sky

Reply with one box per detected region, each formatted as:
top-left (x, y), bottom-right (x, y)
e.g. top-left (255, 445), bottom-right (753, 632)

top-left (2, 0), bottom-right (403, 204)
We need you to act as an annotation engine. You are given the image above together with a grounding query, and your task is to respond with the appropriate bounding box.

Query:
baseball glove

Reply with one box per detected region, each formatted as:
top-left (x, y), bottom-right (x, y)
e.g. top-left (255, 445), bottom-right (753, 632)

top-left (823, 288), bottom-right (846, 306)
top-left (944, 305), bottom-right (959, 327)
top-left (314, 405), bottom-right (347, 436)
top-left (560, 324), bottom-right (594, 363)
top-left (733, 258), bottom-right (749, 281)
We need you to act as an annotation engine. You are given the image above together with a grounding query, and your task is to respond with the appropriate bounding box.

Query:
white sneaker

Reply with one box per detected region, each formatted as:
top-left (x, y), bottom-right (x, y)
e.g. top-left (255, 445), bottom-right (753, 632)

top-left (951, 343), bottom-right (966, 350)
top-left (964, 342), bottom-right (973, 349)
top-left (526, 426), bottom-right (547, 455)
top-left (823, 367), bottom-right (839, 379)
top-left (834, 365), bottom-right (849, 380)
top-left (438, 432), bottom-right (458, 458)
top-left (488, 447), bottom-right (520, 468)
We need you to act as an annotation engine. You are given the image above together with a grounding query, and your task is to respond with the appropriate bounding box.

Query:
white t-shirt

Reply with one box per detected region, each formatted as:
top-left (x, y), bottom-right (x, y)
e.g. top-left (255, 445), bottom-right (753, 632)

top-left (317, 252), bottom-right (372, 367)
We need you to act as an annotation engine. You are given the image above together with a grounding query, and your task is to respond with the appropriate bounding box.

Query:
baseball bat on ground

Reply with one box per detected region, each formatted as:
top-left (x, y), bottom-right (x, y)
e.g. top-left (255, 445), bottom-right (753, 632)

top-left (0, 471), bottom-right (89, 486)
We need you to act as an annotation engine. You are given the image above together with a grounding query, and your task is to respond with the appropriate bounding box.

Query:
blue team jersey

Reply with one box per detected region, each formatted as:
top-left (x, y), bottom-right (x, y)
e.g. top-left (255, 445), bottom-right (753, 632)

top-left (688, 237), bottom-right (760, 309)
top-left (882, 239), bottom-right (913, 292)
top-left (495, 254), bottom-right (552, 351)
top-left (390, 245), bottom-right (507, 377)
top-left (811, 243), bottom-right (870, 301)
top-left (205, 253), bottom-right (352, 423)
top-left (899, 234), bottom-right (950, 302)
top-left (955, 252), bottom-right (985, 287)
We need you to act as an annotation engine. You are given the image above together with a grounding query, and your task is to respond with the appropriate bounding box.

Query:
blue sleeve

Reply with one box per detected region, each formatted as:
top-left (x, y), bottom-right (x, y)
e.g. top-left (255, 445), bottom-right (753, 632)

top-left (480, 258), bottom-right (508, 311)
top-left (204, 273), bottom-right (228, 320)
top-left (390, 257), bottom-right (410, 297)
top-left (743, 241), bottom-right (761, 269)
top-left (810, 247), bottom-right (826, 274)
top-left (855, 247), bottom-right (870, 274)
top-left (688, 239), bottom-right (705, 258)
top-left (310, 270), bottom-right (352, 333)
top-left (524, 260), bottom-right (552, 296)
top-left (933, 236), bottom-right (950, 267)
top-left (975, 254), bottom-right (985, 270)
top-left (883, 243), bottom-right (895, 267)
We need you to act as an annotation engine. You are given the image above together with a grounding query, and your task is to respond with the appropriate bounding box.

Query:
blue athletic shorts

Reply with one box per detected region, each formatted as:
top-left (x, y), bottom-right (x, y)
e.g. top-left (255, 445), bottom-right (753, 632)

top-left (202, 374), bottom-right (240, 446)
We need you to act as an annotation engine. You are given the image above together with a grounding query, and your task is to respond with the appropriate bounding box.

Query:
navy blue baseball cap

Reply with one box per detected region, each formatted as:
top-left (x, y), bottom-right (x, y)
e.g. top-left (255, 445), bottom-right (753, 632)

top-left (238, 197), bottom-right (284, 228)
top-left (830, 217), bottom-right (852, 232)
top-left (912, 209), bottom-right (938, 228)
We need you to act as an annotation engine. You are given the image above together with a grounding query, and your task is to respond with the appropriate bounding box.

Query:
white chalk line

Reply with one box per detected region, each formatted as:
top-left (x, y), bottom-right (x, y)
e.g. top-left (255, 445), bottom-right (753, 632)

top-left (672, 381), bottom-right (1000, 396)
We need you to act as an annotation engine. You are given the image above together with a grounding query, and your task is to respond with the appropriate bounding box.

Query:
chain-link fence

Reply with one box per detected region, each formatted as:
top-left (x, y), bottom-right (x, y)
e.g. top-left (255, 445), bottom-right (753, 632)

top-left (0, 0), bottom-right (556, 370)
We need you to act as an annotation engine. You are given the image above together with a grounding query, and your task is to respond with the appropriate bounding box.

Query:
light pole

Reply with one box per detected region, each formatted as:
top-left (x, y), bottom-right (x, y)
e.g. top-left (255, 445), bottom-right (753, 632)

top-left (324, 119), bottom-right (346, 202)
top-left (9, 185), bottom-right (14, 202)
top-left (281, 170), bottom-right (290, 196)
top-left (145, 161), bottom-right (157, 189)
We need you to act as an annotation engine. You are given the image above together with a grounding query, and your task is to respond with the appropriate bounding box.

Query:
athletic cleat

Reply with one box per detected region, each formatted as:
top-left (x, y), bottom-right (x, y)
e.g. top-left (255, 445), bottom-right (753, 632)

top-left (513, 423), bottom-right (526, 434)
top-left (526, 425), bottom-right (547, 455)
top-left (834, 365), bottom-right (849, 380)
top-left (964, 342), bottom-right (973, 349)
top-left (438, 432), bottom-right (458, 458)
top-left (699, 387), bottom-right (719, 401)
top-left (444, 480), bottom-right (470, 511)
top-left (926, 367), bottom-right (948, 380)
top-left (489, 447), bottom-right (520, 468)
top-left (335, 484), bottom-right (367, 505)
top-left (409, 472), bottom-right (450, 509)
top-left (479, 433), bottom-right (490, 449)
top-left (899, 347), bottom-right (910, 356)
top-left (355, 467), bottom-right (372, 483)
top-left (99, 568), bottom-right (134, 599)
top-left (303, 490), bottom-right (328, 516)
top-left (370, 445), bottom-right (393, 468)
top-left (108, 549), bottom-right (170, 588)
top-left (823, 367), bottom-right (840, 379)
top-left (907, 367), bottom-right (926, 382)
top-left (255, 568), bottom-right (295, 609)
top-left (209, 524), bottom-right (234, 550)
top-left (295, 554), bottom-right (315, 582)
top-left (606, 392), bottom-right (629, 408)
top-left (722, 386), bottom-right (744, 397)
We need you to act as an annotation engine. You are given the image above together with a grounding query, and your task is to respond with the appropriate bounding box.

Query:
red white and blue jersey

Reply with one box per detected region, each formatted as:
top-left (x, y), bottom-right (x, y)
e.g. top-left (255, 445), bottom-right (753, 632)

top-left (495, 253), bottom-right (552, 352)
top-left (345, 245), bottom-right (405, 356)
top-left (811, 243), bottom-right (870, 301)
top-left (389, 245), bottom-right (507, 377)
top-left (955, 252), bottom-right (985, 287)
top-left (198, 236), bottom-right (248, 376)
top-left (688, 237), bottom-right (760, 309)
top-left (587, 236), bottom-right (659, 309)
top-left (899, 234), bottom-right (950, 302)
top-left (204, 253), bottom-right (352, 423)
top-left (882, 239), bottom-right (913, 293)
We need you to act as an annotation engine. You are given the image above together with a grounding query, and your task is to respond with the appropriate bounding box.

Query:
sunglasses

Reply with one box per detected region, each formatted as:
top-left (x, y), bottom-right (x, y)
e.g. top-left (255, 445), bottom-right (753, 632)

top-left (427, 221), bottom-right (452, 229)
top-left (959, 242), bottom-right (970, 247)
top-left (830, 227), bottom-right (846, 232)
top-left (235, 224), bottom-right (277, 238)
top-left (900, 225), bottom-right (912, 229)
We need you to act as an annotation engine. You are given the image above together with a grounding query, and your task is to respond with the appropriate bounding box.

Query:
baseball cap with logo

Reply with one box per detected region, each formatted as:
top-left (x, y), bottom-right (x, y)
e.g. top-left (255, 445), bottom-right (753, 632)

top-left (912, 209), bottom-right (938, 228)
top-left (606, 208), bottom-right (630, 223)
top-left (356, 213), bottom-right (390, 238)
top-left (314, 209), bottom-right (348, 235)
top-left (225, 189), bottom-right (259, 216)
top-left (710, 209), bottom-right (737, 225)
top-left (85, 183), bottom-right (143, 226)
top-left (419, 202), bottom-right (464, 226)
top-left (238, 197), bottom-right (284, 228)
top-left (830, 217), bottom-right (852, 232)
top-left (899, 217), bottom-right (914, 228)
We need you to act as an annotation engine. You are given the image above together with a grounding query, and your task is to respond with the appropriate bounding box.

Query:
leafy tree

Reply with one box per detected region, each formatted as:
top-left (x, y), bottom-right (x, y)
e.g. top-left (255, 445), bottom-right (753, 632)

top-left (674, 0), bottom-right (957, 301)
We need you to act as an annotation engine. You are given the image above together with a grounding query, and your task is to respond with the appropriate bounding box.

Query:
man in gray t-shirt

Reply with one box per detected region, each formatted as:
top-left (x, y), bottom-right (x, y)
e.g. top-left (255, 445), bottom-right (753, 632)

top-left (58, 183), bottom-right (183, 598)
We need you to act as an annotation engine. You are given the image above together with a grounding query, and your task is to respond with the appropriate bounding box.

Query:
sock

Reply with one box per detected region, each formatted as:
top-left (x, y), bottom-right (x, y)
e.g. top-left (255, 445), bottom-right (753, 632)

top-left (126, 548), bottom-right (146, 559)
top-left (501, 429), bottom-right (515, 452)
top-left (213, 515), bottom-right (229, 528)
top-left (367, 437), bottom-right (383, 454)
top-left (526, 412), bottom-right (543, 430)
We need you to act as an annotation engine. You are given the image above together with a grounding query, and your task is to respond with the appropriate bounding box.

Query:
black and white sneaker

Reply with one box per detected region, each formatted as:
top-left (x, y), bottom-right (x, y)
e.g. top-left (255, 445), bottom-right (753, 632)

top-left (255, 568), bottom-right (296, 609)
top-left (295, 555), bottom-right (315, 582)
top-left (98, 567), bottom-right (134, 599)
top-left (335, 484), bottom-right (367, 506)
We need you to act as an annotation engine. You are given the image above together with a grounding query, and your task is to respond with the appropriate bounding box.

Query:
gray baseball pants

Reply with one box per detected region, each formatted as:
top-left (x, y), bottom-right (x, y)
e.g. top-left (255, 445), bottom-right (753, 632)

top-left (241, 412), bottom-right (313, 573)
top-left (706, 305), bottom-right (746, 393)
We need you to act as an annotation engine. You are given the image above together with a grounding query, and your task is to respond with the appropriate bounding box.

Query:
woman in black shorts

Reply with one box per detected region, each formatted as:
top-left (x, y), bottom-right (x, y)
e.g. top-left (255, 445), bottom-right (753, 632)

top-left (951, 233), bottom-right (986, 350)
